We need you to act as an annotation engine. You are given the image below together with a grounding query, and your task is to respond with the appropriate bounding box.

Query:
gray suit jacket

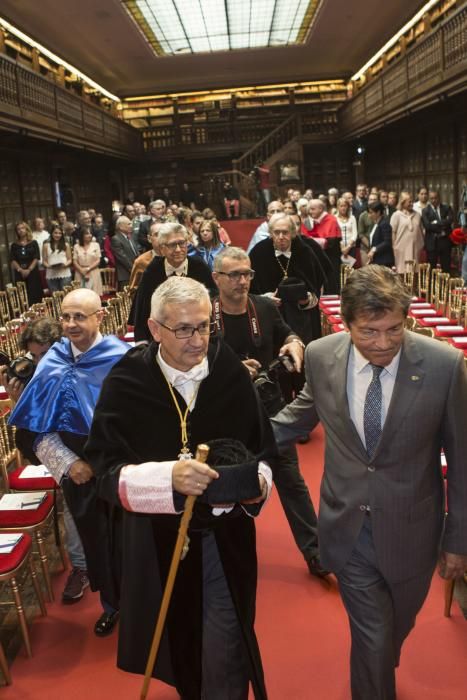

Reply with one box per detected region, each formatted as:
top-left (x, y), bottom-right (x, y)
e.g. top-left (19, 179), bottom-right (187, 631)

top-left (111, 232), bottom-right (137, 283)
top-left (272, 331), bottom-right (467, 583)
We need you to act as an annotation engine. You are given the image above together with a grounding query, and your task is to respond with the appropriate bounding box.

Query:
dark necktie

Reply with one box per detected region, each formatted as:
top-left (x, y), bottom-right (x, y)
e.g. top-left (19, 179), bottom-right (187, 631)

top-left (364, 364), bottom-right (384, 457)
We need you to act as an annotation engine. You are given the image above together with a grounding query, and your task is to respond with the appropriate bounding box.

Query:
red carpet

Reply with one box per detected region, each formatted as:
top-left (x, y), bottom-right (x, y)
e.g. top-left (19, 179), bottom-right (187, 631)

top-left (219, 218), bottom-right (260, 250)
top-left (3, 425), bottom-right (466, 699)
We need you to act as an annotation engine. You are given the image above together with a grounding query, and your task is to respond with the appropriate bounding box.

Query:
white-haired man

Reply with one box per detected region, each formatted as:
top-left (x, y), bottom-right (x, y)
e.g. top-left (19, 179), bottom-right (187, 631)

top-left (86, 276), bottom-right (275, 699)
top-left (111, 215), bottom-right (138, 290)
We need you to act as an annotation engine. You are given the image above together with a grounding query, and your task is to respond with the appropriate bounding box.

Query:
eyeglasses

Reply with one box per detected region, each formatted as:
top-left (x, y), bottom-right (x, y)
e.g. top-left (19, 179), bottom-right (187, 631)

top-left (60, 310), bottom-right (100, 323)
top-left (163, 239), bottom-right (188, 251)
top-left (157, 320), bottom-right (214, 339)
top-left (216, 270), bottom-right (255, 281)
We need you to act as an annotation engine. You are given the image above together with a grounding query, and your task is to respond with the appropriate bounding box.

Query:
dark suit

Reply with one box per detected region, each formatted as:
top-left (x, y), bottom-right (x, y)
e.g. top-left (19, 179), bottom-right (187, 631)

top-left (421, 203), bottom-right (453, 272)
top-left (137, 217), bottom-right (165, 253)
top-left (111, 232), bottom-right (138, 289)
top-left (133, 256), bottom-right (215, 341)
top-left (352, 197), bottom-right (368, 221)
top-left (272, 331), bottom-right (467, 698)
top-left (370, 219), bottom-right (394, 267)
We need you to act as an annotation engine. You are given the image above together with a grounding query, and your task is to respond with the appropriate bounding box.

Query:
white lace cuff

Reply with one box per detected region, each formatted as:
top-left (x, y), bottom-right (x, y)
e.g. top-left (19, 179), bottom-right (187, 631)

top-left (34, 433), bottom-right (78, 484)
top-left (119, 461), bottom-right (179, 514)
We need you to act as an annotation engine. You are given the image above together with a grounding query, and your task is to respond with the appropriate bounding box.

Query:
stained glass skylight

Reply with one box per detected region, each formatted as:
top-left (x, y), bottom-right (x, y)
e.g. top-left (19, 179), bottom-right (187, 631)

top-left (122, 0), bottom-right (319, 56)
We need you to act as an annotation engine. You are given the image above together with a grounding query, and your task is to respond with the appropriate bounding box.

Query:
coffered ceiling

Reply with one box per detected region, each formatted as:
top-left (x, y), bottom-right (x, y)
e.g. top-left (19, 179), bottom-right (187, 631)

top-left (0, 0), bottom-right (425, 97)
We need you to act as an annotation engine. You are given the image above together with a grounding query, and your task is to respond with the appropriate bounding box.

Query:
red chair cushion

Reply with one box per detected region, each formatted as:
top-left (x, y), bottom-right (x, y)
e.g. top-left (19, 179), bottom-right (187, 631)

top-left (433, 327), bottom-right (467, 338)
top-left (8, 466), bottom-right (56, 491)
top-left (0, 493), bottom-right (54, 527)
top-left (0, 532), bottom-right (32, 574)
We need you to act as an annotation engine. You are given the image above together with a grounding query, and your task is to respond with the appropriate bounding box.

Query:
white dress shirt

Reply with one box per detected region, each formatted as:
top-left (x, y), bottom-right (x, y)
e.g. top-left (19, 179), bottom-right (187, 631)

top-left (119, 350), bottom-right (273, 515)
top-left (346, 344), bottom-right (401, 450)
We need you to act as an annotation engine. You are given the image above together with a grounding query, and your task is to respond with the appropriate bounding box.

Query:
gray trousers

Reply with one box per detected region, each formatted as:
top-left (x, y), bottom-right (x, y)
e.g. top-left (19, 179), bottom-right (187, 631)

top-left (336, 516), bottom-right (434, 700)
top-left (62, 497), bottom-right (87, 570)
top-left (201, 532), bottom-right (250, 700)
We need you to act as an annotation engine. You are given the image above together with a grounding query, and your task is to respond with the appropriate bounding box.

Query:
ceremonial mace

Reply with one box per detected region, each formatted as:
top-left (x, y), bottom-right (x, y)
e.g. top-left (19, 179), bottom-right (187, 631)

top-left (140, 443), bottom-right (210, 700)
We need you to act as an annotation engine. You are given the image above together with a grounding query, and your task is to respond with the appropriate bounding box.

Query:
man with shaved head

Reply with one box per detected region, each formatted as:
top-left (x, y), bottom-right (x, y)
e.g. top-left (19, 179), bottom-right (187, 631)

top-left (10, 288), bottom-right (129, 636)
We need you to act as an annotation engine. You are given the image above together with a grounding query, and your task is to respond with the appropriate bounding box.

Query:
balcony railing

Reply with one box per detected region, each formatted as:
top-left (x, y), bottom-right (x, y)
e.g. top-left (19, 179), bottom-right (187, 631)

top-left (0, 53), bottom-right (142, 159)
top-left (340, 4), bottom-right (467, 138)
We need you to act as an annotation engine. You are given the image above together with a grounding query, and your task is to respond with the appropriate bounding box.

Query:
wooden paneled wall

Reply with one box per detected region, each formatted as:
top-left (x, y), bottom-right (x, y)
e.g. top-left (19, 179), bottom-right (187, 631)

top-left (0, 142), bottom-right (126, 289)
top-left (355, 96), bottom-right (467, 211)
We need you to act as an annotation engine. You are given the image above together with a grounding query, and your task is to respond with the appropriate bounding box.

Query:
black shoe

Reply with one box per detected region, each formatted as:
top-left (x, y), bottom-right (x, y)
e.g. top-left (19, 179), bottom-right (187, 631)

top-left (94, 611), bottom-right (119, 637)
top-left (297, 434), bottom-right (310, 444)
top-left (307, 556), bottom-right (330, 578)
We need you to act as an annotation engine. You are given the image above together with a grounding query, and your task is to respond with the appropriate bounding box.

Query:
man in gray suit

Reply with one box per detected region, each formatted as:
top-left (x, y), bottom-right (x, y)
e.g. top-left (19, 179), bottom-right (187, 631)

top-left (272, 265), bottom-right (467, 699)
top-left (111, 216), bottom-right (138, 290)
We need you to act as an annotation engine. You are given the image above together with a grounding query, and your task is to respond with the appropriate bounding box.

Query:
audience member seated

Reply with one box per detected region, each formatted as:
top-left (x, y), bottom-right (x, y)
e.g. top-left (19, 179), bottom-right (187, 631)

top-left (223, 181), bottom-right (240, 219)
top-left (43, 224), bottom-right (73, 292)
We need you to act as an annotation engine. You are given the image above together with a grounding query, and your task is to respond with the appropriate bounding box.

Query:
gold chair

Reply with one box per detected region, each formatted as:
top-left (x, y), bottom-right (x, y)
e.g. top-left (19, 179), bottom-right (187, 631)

top-left (403, 260), bottom-right (415, 295)
top-left (413, 326), bottom-right (434, 338)
top-left (16, 282), bottom-right (29, 314)
top-left (100, 268), bottom-right (117, 297)
top-left (4, 320), bottom-right (25, 358)
top-left (0, 640), bottom-right (11, 685)
top-left (52, 291), bottom-right (64, 318)
top-left (0, 292), bottom-right (11, 326)
top-left (340, 263), bottom-right (353, 290)
top-left (417, 263), bottom-right (431, 299)
top-left (6, 287), bottom-right (22, 319)
top-left (434, 273), bottom-right (450, 314)
top-left (0, 533), bottom-right (47, 658)
top-left (445, 279), bottom-right (465, 323)
top-left (42, 297), bottom-right (56, 318)
top-left (108, 297), bottom-right (125, 336)
top-left (0, 412), bottom-right (64, 602)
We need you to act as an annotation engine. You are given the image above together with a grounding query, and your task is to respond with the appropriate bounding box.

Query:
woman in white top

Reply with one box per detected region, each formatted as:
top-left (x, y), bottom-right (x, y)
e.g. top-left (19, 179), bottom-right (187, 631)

top-left (390, 191), bottom-right (425, 273)
top-left (31, 217), bottom-right (50, 264)
top-left (42, 225), bottom-right (72, 292)
top-left (336, 197), bottom-right (358, 261)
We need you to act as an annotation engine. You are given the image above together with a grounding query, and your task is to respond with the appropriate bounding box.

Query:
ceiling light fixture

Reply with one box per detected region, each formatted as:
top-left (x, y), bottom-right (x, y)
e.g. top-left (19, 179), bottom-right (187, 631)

top-left (0, 16), bottom-right (120, 102)
top-left (122, 0), bottom-right (321, 55)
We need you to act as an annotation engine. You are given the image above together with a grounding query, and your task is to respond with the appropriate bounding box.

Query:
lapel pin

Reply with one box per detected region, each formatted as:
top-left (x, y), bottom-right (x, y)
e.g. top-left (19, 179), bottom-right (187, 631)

top-left (411, 375), bottom-right (420, 381)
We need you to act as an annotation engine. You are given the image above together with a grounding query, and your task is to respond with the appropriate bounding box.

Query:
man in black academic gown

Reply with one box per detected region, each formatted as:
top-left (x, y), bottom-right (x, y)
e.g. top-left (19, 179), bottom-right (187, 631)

top-left (85, 276), bottom-right (275, 700)
top-left (132, 221), bottom-right (215, 341)
top-left (249, 213), bottom-right (331, 344)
